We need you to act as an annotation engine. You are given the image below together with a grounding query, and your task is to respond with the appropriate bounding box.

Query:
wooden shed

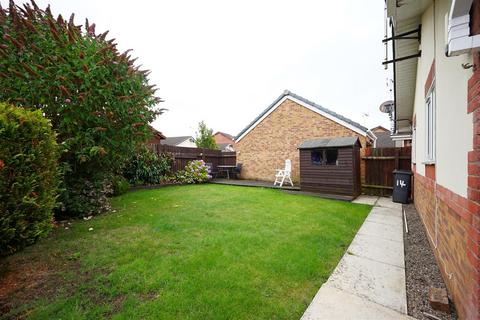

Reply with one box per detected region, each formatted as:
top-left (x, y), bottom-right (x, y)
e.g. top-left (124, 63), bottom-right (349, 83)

top-left (298, 137), bottom-right (361, 200)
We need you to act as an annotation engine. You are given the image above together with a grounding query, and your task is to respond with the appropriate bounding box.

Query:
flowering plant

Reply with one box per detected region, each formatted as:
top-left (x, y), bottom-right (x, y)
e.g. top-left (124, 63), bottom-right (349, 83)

top-left (176, 160), bottom-right (210, 184)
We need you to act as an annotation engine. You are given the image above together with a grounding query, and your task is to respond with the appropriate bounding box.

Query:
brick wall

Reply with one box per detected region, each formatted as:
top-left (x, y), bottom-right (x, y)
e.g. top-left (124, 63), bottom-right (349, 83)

top-left (147, 136), bottom-right (163, 144)
top-left (466, 51), bottom-right (480, 320)
top-left (414, 172), bottom-right (477, 319)
top-left (214, 133), bottom-right (235, 145)
top-left (235, 98), bottom-right (367, 183)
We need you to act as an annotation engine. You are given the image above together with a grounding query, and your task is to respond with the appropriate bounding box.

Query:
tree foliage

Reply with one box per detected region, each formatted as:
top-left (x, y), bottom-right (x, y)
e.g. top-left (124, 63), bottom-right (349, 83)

top-left (195, 121), bottom-right (218, 149)
top-left (0, 1), bottom-right (163, 216)
top-left (0, 103), bottom-right (59, 255)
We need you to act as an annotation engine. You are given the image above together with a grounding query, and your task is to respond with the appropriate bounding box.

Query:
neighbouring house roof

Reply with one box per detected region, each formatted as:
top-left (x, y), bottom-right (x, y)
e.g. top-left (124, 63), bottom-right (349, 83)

top-left (374, 132), bottom-right (395, 148)
top-left (214, 132), bottom-right (234, 140)
top-left (370, 125), bottom-right (390, 133)
top-left (160, 136), bottom-right (194, 146)
top-left (298, 137), bottom-right (361, 149)
top-left (149, 126), bottom-right (166, 140)
top-left (235, 90), bottom-right (368, 142)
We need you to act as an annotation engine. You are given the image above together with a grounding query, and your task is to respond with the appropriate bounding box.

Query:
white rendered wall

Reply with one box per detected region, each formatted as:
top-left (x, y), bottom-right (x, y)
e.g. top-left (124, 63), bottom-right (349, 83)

top-left (412, 0), bottom-right (472, 197)
top-left (412, 5), bottom-right (435, 177)
top-left (435, 0), bottom-right (472, 197)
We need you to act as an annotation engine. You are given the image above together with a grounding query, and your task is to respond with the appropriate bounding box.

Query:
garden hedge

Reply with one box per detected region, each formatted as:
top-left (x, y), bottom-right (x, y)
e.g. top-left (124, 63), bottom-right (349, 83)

top-left (0, 103), bottom-right (59, 255)
top-left (123, 147), bottom-right (173, 185)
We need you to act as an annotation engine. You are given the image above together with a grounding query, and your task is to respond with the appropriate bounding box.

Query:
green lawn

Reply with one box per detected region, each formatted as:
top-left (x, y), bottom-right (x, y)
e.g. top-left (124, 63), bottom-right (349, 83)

top-left (0, 184), bottom-right (371, 320)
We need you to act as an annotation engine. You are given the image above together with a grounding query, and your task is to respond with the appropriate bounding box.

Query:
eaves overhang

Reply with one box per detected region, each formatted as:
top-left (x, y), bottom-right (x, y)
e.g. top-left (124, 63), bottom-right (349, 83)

top-left (385, 0), bottom-right (431, 134)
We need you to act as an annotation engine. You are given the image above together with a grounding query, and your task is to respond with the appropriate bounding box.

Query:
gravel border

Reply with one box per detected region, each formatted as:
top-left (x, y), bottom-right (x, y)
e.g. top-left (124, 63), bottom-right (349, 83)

top-left (403, 204), bottom-right (457, 320)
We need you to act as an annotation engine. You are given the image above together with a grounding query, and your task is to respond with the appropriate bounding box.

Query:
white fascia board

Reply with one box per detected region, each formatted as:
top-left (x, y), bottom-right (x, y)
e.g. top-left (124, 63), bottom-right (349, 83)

top-left (235, 96), bottom-right (367, 142)
top-left (367, 129), bottom-right (377, 142)
top-left (391, 134), bottom-right (412, 141)
top-left (367, 129), bottom-right (377, 139)
top-left (367, 130), bottom-right (378, 148)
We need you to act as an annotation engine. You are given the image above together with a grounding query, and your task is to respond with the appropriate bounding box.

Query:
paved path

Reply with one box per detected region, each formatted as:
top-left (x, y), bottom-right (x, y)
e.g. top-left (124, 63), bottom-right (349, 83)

top-left (301, 196), bottom-right (414, 320)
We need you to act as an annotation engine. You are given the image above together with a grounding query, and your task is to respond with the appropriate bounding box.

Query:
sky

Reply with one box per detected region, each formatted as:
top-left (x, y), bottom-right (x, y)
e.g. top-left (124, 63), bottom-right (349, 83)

top-left (2, 0), bottom-right (393, 137)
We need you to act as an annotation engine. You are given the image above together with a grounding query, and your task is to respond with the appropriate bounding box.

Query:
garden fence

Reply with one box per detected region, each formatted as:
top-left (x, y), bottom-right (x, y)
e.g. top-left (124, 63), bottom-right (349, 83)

top-left (148, 144), bottom-right (236, 173)
top-left (361, 146), bottom-right (412, 196)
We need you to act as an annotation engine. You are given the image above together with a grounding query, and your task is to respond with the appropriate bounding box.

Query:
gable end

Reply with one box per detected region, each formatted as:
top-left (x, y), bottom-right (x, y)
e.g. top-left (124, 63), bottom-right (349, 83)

top-left (236, 93), bottom-right (367, 142)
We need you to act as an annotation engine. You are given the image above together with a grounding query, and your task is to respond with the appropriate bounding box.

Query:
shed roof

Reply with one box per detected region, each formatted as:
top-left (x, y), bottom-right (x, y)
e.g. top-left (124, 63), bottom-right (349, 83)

top-left (298, 137), bottom-right (360, 149)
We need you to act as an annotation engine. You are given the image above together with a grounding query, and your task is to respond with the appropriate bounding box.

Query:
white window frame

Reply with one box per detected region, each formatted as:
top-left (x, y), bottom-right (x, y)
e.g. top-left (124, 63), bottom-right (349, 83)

top-left (412, 125), bottom-right (416, 164)
top-left (425, 82), bottom-right (436, 163)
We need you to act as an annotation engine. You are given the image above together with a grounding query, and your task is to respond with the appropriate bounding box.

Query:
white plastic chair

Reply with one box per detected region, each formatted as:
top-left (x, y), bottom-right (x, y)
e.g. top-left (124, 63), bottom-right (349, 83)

top-left (274, 159), bottom-right (293, 187)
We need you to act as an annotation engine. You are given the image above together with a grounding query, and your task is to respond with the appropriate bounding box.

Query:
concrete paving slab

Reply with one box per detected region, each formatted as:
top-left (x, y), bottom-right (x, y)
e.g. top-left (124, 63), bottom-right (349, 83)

top-left (370, 206), bottom-right (403, 218)
top-left (366, 212), bottom-right (403, 226)
top-left (376, 197), bottom-right (402, 210)
top-left (301, 284), bottom-right (413, 320)
top-left (327, 253), bottom-right (407, 313)
top-left (352, 195), bottom-right (379, 205)
top-left (357, 220), bottom-right (403, 242)
top-left (347, 233), bottom-right (404, 268)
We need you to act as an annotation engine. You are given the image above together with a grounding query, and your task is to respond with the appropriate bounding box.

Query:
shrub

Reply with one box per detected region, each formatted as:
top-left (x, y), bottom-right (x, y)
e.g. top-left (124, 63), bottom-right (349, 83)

top-left (58, 176), bottom-right (112, 218)
top-left (0, 103), bottom-right (59, 255)
top-left (111, 175), bottom-right (129, 196)
top-left (0, 2), bottom-right (163, 217)
top-left (176, 160), bottom-right (210, 184)
top-left (123, 147), bottom-right (173, 185)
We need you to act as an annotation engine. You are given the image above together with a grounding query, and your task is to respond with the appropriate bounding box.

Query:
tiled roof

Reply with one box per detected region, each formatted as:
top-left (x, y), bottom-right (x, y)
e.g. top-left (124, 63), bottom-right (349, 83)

top-left (214, 132), bottom-right (234, 140)
top-left (160, 136), bottom-right (194, 146)
top-left (236, 90), bottom-right (367, 140)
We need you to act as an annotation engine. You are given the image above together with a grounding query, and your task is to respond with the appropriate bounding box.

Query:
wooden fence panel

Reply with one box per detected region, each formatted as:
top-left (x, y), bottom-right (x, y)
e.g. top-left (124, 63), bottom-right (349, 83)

top-left (148, 144), bottom-right (236, 173)
top-left (362, 147), bottom-right (411, 196)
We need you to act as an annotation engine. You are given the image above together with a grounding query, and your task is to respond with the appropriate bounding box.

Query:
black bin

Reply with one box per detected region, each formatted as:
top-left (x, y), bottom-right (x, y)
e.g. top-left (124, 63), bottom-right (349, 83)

top-left (392, 170), bottom-right (412, 204)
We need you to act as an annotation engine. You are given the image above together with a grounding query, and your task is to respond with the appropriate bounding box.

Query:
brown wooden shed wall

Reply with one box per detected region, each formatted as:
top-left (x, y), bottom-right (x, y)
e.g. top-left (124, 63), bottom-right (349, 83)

top-left (299, 146), bottom-right (361, 198)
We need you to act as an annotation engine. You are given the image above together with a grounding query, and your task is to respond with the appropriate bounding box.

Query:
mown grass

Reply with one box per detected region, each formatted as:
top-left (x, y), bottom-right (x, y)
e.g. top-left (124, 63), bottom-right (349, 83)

top-left (0, 184), bottom-right (371, 319)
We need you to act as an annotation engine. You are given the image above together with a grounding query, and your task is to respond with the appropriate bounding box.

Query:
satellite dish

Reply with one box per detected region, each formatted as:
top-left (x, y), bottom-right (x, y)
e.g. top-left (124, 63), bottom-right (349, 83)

top-left (379, 100), bottom-right (394, 113)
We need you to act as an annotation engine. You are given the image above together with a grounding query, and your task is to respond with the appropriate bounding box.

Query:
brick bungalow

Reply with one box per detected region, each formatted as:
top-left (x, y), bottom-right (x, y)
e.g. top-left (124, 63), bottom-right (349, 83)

top-left (147, 126), bottom-right (166, 144)
top-left (213, 131), bottom-right (235, 145)
top-left (213, 131), bottom-right (236, 151)
top-left (235, 90), bottom-right (374, 183)
top-left (385, 0), bottom-right (480, 318)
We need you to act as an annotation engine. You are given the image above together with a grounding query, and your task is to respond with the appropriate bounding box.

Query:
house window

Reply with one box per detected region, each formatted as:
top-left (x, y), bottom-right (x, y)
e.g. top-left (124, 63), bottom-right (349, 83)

top-left (311, 149), bottom-right (338, 165)
top-left (425, 84), bottom-right (436, 162)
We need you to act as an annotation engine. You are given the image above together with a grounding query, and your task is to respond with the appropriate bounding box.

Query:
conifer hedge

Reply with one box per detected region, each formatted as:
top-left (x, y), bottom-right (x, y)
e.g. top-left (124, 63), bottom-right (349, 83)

top-left (0, 103), bottom-right (59, 255)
